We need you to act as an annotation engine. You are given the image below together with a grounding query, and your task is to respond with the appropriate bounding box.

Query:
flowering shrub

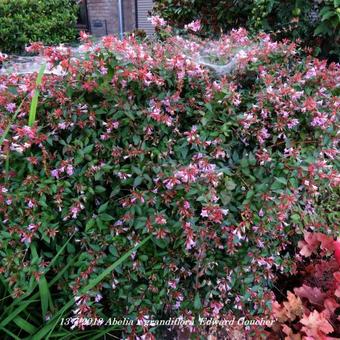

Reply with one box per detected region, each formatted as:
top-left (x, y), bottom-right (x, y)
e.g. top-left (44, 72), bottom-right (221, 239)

top-left (153, 0), bottom-right (340, 59)
top-left (0, 0), bottom-right (79, 53)
top-left (270, 232), bottom-right (340, 338)
top-left (0, 29), bottom-right (339, 337)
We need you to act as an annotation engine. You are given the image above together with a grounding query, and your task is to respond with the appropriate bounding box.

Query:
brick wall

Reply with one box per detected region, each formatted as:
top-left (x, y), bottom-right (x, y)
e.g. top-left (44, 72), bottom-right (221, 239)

top-left (87, 0), bottom-right (136, 36)
top-left (123, 0), bottom-right (136, 31)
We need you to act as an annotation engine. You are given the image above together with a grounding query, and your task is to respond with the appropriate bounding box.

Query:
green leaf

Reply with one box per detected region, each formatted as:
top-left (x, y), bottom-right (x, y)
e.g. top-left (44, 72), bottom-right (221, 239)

top-left (109, 245), bottom-right (118, 256)
top-left (205, 103), bottom-right (213, 112)
top-left (225, 179), bottom-right (237, 191)
top-left (194, 292), bottom-right (201, 309)
top-left (291, 214), bottom-right (300, 222)
top-left (274, 177), bottom-right (287, 185)
top-left (322, 11), bottom-right (336, 21)
top-left (99, 213), bottom-right (114, 221)
top-left (2, 327), bottom-right (22, 340)
top-left (95, 186), bottom-right (106, 194)
top-left (220, 191), bottom-right (231, 205)
top-left (85, 218), bottom-right (96, 231)
top-left (245, 190), bottom-right (254, 200)
top-left (98, 201), bottom-right (109, 213)
top-left (153, 238), bottom-right (168, 249)
top-left (133, 176), bottom-right (143, 187)
top-left (83, 144), bottom-right (94, 154)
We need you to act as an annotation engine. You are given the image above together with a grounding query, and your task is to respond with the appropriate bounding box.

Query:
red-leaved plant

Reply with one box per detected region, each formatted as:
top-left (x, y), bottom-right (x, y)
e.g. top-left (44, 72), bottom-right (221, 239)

top-left (270, 232), bottom-right (340, 339)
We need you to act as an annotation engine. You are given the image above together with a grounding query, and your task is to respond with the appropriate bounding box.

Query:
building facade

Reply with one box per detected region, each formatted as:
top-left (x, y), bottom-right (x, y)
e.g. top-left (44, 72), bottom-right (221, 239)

top-left (79, 0), bottom-right (154, 37)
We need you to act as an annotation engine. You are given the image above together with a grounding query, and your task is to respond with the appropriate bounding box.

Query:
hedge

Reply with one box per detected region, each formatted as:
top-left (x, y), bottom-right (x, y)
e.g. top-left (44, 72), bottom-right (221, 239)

top-left (0, 0), bottom-right (79, 53)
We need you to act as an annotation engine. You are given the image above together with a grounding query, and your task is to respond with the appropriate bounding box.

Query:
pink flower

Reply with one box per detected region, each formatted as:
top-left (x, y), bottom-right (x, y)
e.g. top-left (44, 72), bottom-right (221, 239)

top-left (305, 67), bottom-right (317, 79)
top-left (168, 279), bottom-right (179, 289)
top-left (6, 103), bottom-right (16, 113)
top-left (155, 214), bottom-right (167, 225)
top-left (66, 164), bottom-right (74, 176)
top-left (0, 52), bottom-right (8, 62)
top-left (95, 293), bottom-right (103, 302)
top-left (21, 233), bottom-right (32, 245)
top-left (70, 203), bottom-right (84, 219)
top-left (185, 237), bottom-right (196, 250)
top-left (201, 205), bottom-right (228, 223)
top-left (99, 67), bottom-right (108, 75)
top-left (311, 113), bottom-right (328, 129)
top-left (27, 200), bottom-right (35, 208)
top-left (27, 224), bottom-right (38, 231)
top-left (79, 31), bottom-right (90, 42)
top-left (257, 127), bottom-right (270, 144)
top-left (200, 208), bottom-right (209, 218)
top-left (287, 119), bottom-right (299, 129)
top-left (148, 16), bottom-right (167, 28)
top-left (163, 177), bottom-right (180, 189)
top-left (184, 20), bottom-right (201, 32)
top-left (210, 301), bottom-right (223, 316)
top-left (25, 42), bottom-right (44, 54)
top-left (51, 169), bottom-right (59, 178)
top-left (175, 165), bottom-right (199, 183)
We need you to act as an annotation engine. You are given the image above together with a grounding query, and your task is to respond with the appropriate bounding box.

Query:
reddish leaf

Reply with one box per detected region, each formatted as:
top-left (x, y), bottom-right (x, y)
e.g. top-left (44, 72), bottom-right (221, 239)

top-left (323, 298), bottom-right (340, 316)
top-left (334, 272), bottom-right (340, 282)
top-left (272, 301), bottom-right (289, 322)
top-left (283, 291), bottom-right (304, 320)
top-left (334, 241), bottom-right (340, 266)
top-left (298, 231), bottom-right (319, 257)
top-left (294, 284), bottom-right (326, 305)
top-left (300, 310), bottom-right (334, 337)
top-left (298, 232), bottom-right (335, 258)
top-left (282, 324), bottom-right (302, 340)
top-left (317, 233), bottom-right (335, 252)
top-left (334, 272), bottom-right (340, 298)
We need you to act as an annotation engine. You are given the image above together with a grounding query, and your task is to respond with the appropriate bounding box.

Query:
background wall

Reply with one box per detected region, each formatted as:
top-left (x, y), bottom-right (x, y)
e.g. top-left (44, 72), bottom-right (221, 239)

top-left (87, 0), bottom-right (136, 36)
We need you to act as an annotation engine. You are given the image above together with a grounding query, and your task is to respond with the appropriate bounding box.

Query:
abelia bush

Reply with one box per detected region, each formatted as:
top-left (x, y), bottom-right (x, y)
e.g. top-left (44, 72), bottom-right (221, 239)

top-left (0, 29), bottom-right (339, 337)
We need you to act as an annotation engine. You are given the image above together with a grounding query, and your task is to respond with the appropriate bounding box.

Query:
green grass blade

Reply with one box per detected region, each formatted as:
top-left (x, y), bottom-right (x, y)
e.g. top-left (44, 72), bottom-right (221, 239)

top-left (13, 316), bottom-right (37, 335)
top-left (0, 300), bottom-right (32, 329)
top-left (0, 256), bottom-right (78, 337)
top-left (28, 64), bottom-right (45, 127)
top-left (48, 255), bottom-right (78, 288)
top-left (0, 234), bottom-right (75, 321)
top-left (30, 243), bottom-right (53, 319)
top-left (38, 276), bottom-right (52, 321)
top-left (32, 235), bottom-right (152, 340)
top-left (2, 326), bottom-right (22, 340)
